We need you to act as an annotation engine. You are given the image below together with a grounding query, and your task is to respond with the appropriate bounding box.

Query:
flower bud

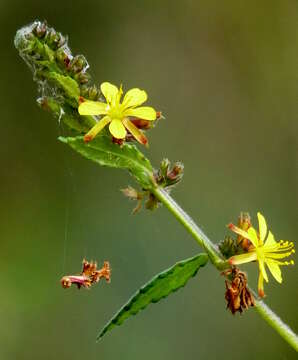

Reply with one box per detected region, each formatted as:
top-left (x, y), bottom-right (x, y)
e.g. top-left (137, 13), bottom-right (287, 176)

top-left (160, 158), bottom-right (170, 177)
top-left (219, 236), bottom-right (238, 259)
top-left (88, 85), bottom-right (100, 100)
top-left (56, 46), bottom-right (72, 67)
top-left (167, 161), bottom-right (184, 182)
top-left (70, 55), bottom-right (89, 73)
top-left (75, 71), bottom-right (91, 84)
top-left (45, 28), bottom-right (58, 48)
top-left (34, 21), bottom-right (47, 38)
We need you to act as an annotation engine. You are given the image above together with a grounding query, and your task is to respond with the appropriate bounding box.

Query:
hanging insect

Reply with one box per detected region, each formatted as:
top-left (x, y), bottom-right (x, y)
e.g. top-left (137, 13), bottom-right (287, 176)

top-left (61, 259), bottom-right (111, 289)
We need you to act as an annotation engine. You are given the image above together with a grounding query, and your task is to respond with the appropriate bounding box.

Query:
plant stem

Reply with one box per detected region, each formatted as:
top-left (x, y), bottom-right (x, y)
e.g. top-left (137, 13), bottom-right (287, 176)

top-left (152, 187), bottom-right (227, 270)
top-left (152, 186), bottom-right (298, 352)
top-left (254, 300), bottom-right (298, 351)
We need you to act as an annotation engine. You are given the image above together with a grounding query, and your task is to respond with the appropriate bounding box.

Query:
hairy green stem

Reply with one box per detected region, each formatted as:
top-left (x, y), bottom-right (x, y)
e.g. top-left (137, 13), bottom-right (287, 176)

top-left (152, 186), bottom-right (298, 352)
top-left (255, 300), bottom-right (298, 351)
top-left (152, 187), bottom-right (227, 270)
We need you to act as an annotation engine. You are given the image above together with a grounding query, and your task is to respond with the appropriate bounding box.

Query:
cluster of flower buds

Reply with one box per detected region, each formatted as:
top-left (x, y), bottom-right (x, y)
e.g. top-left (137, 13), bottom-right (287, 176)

top-left (155, 158), bottom-right (184, 189)
top-left (122, 158), bottom-right (184, 213)
top-left (16, 20), bottom-right (94, 89)
top-left (222, 267), bottom-right (255, 314)
top-left (14, 20), bottom-right (100, 132)
top-left (219, 212), bottom-right (252, 258)
top-left (61, 259), bottom-right (111, 289)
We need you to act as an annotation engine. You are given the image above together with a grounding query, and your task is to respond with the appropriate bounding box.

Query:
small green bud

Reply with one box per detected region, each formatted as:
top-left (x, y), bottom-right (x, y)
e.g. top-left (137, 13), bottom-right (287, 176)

top-left (15, 21), bottom-right (96, 133)
top-left (34, 21), bottom-right (47, 38)
top-left (160, 158), bottom-right (170, 177)
top-left (219, 236), bottom-right (238, 259)
top-left (75, 71), bottom-right (91, 84)
top-left (45, 28), bottom-right (58, 48)
top-left (80, 85), bottom-right (89, 98)
top-left (88, 85), bottom-right (100, 100)
top-left (70, 55), bottom-right (89, 73)
top-left (80, 84), bottom-right (100, 100)
top-left (154, 159), bottom-right (184, 189)
top-left (56, 45), bottom-right (73, 69)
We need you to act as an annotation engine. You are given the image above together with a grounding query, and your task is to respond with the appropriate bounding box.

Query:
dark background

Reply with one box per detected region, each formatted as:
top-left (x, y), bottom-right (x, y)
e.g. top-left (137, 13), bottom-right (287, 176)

top-left (1, 1), bottom-right (297, 359)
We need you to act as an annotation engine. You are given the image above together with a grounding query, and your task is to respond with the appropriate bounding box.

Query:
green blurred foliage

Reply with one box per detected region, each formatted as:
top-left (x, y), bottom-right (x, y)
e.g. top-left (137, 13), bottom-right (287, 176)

top-left (0, 0), bottom-right (297, 359)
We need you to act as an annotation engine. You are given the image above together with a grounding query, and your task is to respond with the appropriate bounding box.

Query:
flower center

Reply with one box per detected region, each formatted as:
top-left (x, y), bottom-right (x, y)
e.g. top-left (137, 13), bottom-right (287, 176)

top-left (107, 104), bottom-right (124, 120)
top-left (256, 246), bottom-right (265, 261)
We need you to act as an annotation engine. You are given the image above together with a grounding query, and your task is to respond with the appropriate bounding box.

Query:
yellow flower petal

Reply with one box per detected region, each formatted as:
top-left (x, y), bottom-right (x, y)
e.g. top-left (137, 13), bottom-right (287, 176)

top-left (266, 259), bottom-right (282, 283)
top-left (124, 106), bottom-right (156, 121)
top-left (101, 82), bottom-right (119, 105)
top-left (109, 119), bottom-right (127, 139)
top-left (257, 212), bottom-right (267, 244)
top-left (228, 223), bottom-right (258, 248)
top-left (259, 259), bottom-right (268, 283)
top-left (122, 118), bottom-right (148, 146)
top-left (84, 116), bottom-right (111, 142)
top-left (247, 227), bottom-right (260, 248)
top-left (122, 88), bottom-right (147, 108)
top-left (228, 251), bottom-right (257, 265)
top-left (264, 231), bottom-right (276, 248)
top-left (78, 100), bottom-right (108, 115)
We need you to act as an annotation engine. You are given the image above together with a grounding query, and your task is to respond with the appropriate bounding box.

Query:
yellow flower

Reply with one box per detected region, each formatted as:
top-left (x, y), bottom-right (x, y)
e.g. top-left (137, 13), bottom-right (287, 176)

top-left (78, 82), bottom-right (156, 145)
top-left (228, 212), bottom-right (295, 297)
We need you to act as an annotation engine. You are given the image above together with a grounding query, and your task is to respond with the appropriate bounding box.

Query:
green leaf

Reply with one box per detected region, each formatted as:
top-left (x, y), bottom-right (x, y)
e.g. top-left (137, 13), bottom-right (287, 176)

top-left (97, 253), bottom-right (208, 340)
top-left (47, 72), bottom-right (80, 104)
top-left (59, 135), bottom-right (156, 189)
top-left (37, 97), bottom-right (96, 133)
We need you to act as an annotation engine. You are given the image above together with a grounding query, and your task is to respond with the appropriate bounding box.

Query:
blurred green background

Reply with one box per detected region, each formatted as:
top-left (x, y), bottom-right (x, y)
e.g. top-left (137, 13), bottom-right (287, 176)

top-left (1, 0), bottom-right (297, 359)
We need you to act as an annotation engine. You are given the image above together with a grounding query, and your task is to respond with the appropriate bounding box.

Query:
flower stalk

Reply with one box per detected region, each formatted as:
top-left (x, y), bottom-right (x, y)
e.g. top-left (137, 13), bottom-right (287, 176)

top-left (255, 299), bottom-right (298, 352)
top-left (151, 187), bottom-right (228, 270)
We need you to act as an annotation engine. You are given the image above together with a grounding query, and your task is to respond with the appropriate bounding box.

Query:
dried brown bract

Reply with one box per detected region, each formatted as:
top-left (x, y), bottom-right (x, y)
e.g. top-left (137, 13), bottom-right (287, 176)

top-left (121, 186), bottom-right (144, 214)
top-left (236, 212), bottom-right (253, 251)
top-left (82, 259), bottom-right (111, 284)
top-left (222, 267), bottom-right (255, 314)
top-left (61, 259), bottom-right (111, 289)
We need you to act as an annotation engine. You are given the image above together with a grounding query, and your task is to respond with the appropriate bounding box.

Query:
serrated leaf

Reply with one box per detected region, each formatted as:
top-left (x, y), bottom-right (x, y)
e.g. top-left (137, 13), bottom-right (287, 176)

top-left (59, 135), bottom-right (155, 189)
top-left (98, 253), bottom-right (208, 340)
